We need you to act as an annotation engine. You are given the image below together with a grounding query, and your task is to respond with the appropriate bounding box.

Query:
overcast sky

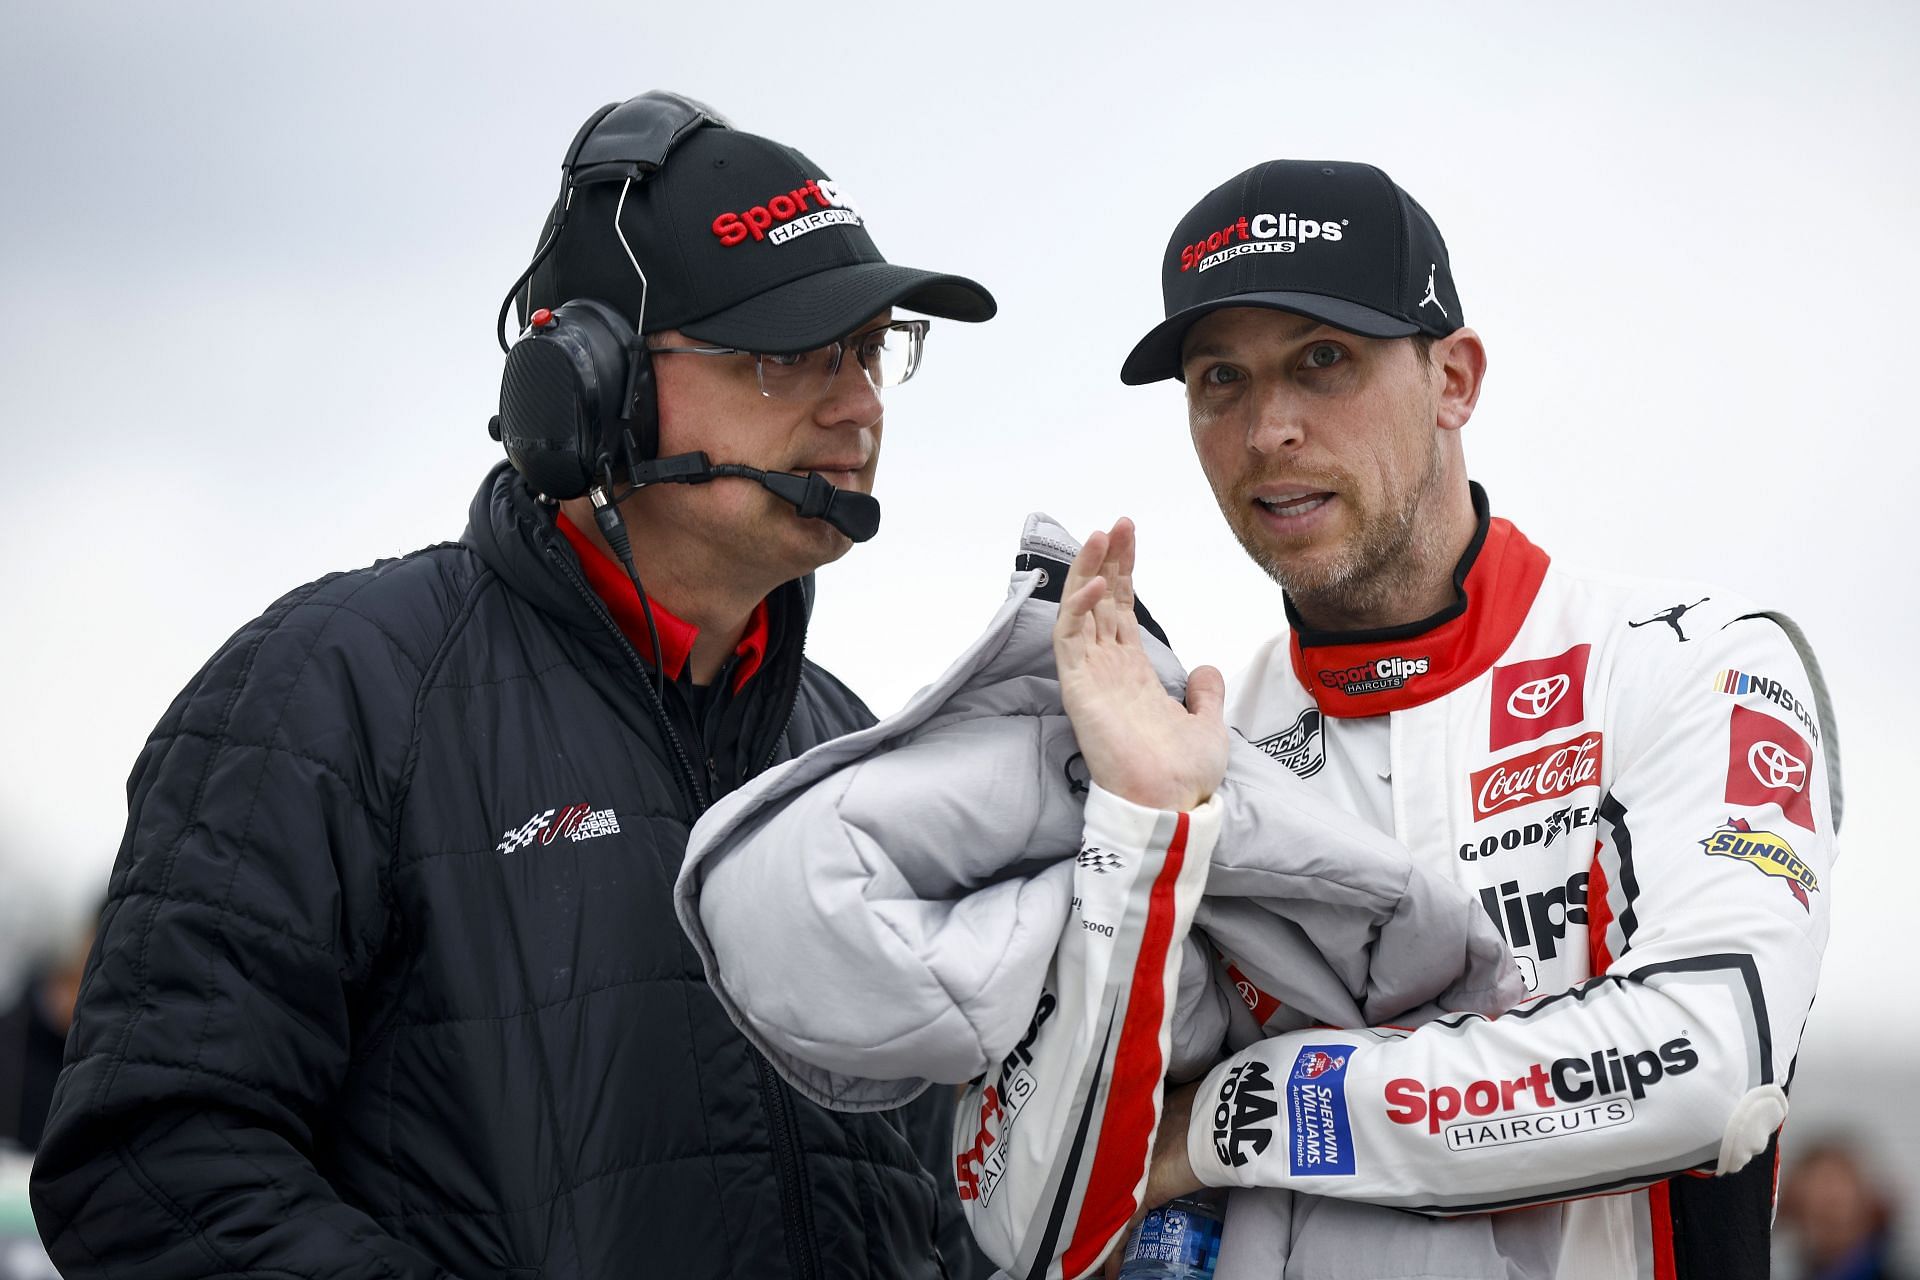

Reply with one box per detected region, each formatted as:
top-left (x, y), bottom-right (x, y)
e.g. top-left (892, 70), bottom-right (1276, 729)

top-left (2, 0), bottom-right (1913, 1097)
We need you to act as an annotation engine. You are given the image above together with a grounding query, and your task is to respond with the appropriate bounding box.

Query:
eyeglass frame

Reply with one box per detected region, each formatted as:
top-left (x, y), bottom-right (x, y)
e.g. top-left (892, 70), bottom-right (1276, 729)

top-left (645, 318), bottom-right (930, 400)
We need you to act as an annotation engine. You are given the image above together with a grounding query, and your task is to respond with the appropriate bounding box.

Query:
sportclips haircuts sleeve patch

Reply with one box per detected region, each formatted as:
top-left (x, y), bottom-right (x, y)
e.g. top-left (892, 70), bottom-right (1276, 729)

top-left (1385, 1037), bottom-right (1700, 1153)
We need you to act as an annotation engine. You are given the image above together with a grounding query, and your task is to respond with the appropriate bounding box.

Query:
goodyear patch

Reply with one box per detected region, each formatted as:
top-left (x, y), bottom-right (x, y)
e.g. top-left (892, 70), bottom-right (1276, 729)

top-left (1700, 817), bottom-right (1817, 910)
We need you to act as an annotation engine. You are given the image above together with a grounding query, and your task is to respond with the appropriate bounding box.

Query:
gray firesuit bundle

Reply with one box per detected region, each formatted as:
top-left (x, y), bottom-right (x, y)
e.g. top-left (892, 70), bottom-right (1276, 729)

top-left (676, 515), bottom-right (1532, 1279)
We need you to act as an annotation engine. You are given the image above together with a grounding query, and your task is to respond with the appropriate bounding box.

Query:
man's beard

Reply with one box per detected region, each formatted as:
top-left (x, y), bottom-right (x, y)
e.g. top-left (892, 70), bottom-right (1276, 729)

top-left (1228, 433), bottom-right (1448, 627)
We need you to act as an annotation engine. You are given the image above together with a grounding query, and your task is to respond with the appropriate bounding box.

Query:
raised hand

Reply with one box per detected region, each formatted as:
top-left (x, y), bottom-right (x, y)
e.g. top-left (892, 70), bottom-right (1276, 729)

top-left (1051, 518), bottom-right (1228, 813)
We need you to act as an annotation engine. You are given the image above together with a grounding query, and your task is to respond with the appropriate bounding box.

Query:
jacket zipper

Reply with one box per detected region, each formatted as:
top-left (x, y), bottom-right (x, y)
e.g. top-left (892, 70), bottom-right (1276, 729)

top-left (546, 541), bottom-right (823, 1276)
top-left (755, 1049), bottom-right (821, 1280)
top-left (748, 639), bottom-right (817, 1278)
top-left (543, 544), bottom-right (706, 811)
top-left (762, 671), bottom-right (803, 773)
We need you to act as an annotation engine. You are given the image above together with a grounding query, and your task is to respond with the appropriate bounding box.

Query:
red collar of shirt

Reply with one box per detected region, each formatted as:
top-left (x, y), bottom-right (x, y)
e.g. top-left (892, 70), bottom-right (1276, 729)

top-left (554, 511), bottom-right (770, 692)
top-left (1287, 487), bottom-right (1549, 717)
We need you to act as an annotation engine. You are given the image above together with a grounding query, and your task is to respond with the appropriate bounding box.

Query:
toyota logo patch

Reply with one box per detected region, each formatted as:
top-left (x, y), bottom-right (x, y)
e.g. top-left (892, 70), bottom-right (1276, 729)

top-left (1490, 644), bottom-right (1591, 750)
top-left (1507, 674), bottom-right (1570, 720)
top-left (1725, 705), bottom-right (1817, 829)
top-left (1747, 740), bottom-right (1807, 793)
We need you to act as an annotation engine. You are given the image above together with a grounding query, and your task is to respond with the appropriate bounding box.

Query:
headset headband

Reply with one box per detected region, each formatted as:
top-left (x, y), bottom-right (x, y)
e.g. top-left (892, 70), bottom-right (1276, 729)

top-left (497, 91), bottom-right (733, 352)
top-left (570, 91), bottom-right (732, 184)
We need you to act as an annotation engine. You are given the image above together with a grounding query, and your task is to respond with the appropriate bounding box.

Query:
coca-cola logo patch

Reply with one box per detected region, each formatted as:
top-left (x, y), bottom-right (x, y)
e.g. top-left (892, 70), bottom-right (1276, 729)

top-left (1471, 733), bottom-right (1604, 820)
top-left (1489, 644), bottom-right (1590, 750)
top-left (1725, 704), bottom-right (1815, 830)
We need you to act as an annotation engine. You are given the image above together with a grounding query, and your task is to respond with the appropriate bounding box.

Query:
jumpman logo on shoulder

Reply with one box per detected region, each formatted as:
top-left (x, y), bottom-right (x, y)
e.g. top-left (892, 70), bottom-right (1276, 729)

top-left (1629, 598), bottom-right (1710, 642)
top-left (1419, 264), bottom-right (1447, 317)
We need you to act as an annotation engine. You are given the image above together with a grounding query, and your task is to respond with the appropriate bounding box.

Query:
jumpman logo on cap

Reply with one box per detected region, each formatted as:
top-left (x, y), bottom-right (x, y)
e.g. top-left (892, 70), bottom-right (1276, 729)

top-left (1419, 264), bottom-right (1447, 317)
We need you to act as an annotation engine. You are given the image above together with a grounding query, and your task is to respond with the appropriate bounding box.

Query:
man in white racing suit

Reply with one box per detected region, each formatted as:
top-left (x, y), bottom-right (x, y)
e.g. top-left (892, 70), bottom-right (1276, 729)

top-left (1098, 159), bottom-right (1838, 1278)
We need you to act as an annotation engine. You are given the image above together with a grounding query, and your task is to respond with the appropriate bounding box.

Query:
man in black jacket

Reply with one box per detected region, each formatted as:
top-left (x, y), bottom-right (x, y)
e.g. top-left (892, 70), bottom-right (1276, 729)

top-left (31, 94), bottom-right (995, 1279)
top-left (0, 911), bottom-right (92, 1153)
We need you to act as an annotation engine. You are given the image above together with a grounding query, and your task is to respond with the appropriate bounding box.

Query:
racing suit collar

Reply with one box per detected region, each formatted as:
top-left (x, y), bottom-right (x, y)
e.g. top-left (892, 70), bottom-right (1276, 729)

top-left (1286, 483), bottom-right (1550, 716)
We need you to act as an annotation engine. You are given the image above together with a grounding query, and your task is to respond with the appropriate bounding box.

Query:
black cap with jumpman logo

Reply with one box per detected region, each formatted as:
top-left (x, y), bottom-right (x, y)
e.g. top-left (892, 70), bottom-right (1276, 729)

top-left (1122, 160), bottom-right (1463, 384)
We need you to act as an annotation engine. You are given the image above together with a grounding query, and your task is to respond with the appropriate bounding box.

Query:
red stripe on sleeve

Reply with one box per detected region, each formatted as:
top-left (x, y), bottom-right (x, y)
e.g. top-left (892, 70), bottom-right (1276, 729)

top-left (1649, 1178), bottom-right (1678, 1280)
top-left (1587, 847), bottom-right (1616, 975)
top-left (1058, 812), bottom-right (1191, 1278)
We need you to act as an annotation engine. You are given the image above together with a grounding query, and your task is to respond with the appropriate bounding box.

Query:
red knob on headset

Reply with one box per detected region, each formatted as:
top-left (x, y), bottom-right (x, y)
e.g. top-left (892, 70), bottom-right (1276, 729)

top-left (531, 307), bottom-right (554, 328)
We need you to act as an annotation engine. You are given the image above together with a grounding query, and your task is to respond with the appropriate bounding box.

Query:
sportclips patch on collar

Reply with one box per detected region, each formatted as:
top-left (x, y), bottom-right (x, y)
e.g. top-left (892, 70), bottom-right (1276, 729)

top-left (1287, 506), bottom-right (1549, 717)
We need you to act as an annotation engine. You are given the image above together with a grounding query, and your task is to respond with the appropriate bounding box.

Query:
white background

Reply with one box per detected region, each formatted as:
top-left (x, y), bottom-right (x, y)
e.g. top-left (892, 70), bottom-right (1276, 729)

top-left (2, 0), bottom-right (1914, 1263)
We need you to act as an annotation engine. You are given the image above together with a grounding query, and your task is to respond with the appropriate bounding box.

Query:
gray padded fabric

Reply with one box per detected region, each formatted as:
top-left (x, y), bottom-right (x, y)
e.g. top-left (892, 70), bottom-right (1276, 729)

top-left (676, 513), bottom-right (1522, 1113)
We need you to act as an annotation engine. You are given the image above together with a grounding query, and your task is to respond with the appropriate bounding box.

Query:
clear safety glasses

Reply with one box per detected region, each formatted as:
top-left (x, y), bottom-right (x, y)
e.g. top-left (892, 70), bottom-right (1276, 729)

top-left (649, 319), bottom-right (929, 401)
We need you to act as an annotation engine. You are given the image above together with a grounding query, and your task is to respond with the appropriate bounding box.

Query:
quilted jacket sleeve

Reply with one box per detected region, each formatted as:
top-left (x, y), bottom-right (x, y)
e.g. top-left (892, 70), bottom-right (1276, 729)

top-left (30, 575), bottom-right (456, 1280)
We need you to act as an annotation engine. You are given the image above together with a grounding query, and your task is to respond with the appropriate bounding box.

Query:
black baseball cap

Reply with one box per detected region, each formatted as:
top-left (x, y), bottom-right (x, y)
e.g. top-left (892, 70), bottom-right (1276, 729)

top-left (1120, 160), bottom-right (1462, 385)
top-left (525, 118), bottom-right (995, 352)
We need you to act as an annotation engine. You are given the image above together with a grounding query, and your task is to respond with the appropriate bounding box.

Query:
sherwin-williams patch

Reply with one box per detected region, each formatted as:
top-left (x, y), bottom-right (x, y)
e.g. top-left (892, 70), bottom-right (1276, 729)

top-left (1288, 1044), bottom-right (1356, 1176)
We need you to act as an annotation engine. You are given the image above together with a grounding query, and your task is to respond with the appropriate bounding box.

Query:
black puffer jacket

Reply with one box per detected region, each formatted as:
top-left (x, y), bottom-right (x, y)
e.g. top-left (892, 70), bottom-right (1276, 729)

top-left (32, 463), bottom-right (975, 1279)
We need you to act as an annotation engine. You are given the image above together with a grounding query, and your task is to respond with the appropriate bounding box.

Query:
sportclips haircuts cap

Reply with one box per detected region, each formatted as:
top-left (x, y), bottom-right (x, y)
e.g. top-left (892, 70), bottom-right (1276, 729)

top-left (1120, 160), bottom-right (1461, 385)
top-left (530, 125), bottom-right (995, 351)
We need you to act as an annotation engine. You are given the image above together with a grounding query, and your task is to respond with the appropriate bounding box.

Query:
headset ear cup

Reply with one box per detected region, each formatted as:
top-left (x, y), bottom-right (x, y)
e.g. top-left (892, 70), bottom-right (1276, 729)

top-left (564, 298), bottom-right (646, 473)
top-left (495, 299), bottom-right (641, 499)
top-left (497, 334), bottom-right (597, 500)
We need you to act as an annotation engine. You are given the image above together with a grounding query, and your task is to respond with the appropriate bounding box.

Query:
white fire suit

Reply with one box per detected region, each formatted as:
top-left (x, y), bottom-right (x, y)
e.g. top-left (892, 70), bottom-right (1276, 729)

top-left (678, 498), bottom-right (1836, 1279)
top-left (1188, 486), bottom-right (1838, 1278)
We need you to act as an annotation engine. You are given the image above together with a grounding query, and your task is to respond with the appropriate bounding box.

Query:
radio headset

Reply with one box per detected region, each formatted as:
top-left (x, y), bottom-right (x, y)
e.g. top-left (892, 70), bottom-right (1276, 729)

top-left (488, 91), bottom-right (879, 706)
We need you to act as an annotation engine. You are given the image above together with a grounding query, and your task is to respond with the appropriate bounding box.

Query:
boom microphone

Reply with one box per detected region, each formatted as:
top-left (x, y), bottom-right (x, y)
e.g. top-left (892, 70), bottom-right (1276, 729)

top-left (625, 452), bottom-right (882, 542)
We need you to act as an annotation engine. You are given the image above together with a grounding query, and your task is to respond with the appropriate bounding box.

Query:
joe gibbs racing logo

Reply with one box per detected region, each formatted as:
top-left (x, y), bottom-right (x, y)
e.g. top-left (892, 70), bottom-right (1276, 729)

top-left (1471, 734), bottom-right (1603, 820)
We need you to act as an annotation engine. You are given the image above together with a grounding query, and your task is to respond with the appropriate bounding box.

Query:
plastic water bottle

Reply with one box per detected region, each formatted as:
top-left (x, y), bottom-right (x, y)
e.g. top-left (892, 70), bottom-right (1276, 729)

top-left (1117, 1195), bottom-right (1224, 1278)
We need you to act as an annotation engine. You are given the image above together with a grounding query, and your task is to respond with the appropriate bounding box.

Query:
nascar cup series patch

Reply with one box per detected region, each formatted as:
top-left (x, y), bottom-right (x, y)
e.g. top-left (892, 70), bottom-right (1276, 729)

top-left (1251, 707), bottom-right (1325, 779)
top-left (1699, 817), bottom-right (1817, 910)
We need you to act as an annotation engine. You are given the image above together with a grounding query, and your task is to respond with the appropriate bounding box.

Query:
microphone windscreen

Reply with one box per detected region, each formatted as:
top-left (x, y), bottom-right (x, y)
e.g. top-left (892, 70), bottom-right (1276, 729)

top-left (826, 491), bottom-right (881, 542)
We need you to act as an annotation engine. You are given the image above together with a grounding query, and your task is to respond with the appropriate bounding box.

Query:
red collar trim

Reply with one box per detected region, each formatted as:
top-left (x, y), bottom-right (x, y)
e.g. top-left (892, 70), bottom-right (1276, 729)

top-left (555, 511), bottom-right (770, 691)
top-left (1288, 512), bottom-right (1549, 717)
